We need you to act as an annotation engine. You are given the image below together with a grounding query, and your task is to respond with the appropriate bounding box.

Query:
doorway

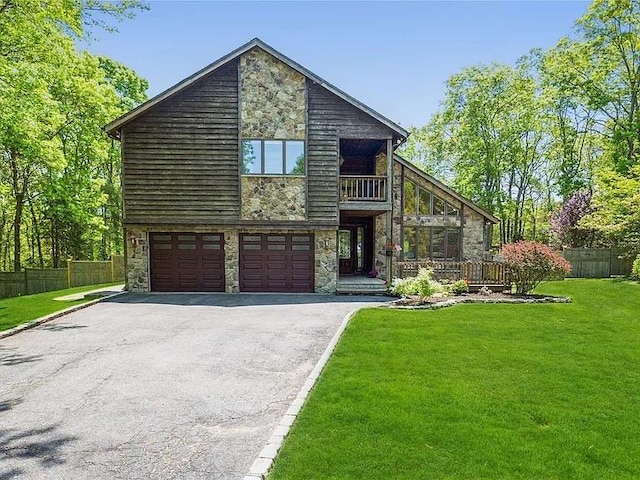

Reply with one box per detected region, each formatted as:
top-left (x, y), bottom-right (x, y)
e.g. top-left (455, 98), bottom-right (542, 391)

top-left (338, 217), bottom-right (373, 275)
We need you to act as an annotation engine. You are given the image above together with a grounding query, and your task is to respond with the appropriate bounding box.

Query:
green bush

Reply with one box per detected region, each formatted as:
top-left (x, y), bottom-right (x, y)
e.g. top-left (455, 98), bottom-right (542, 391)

top-left (389, 268), bottom-right (444, 297)
top-left (631, 254), bottom-right (640, 280)
top-left (448, 279), bottom-right (470, 295)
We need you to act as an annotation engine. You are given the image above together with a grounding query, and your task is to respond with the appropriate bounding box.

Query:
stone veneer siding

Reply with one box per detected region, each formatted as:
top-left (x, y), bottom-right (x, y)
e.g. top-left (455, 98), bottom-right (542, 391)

top-left (240, 49), bottom-right (306, 139)
top-left (314, 230), bottom-right (338, 293)
top-left (461, 209), bottom-right (487, 261)
top-left (223, 229), bottom-right (239, 293)
top-left (374, 213), bottom-right (389, 280)
top-left (125, 227), bottom-right (149, 293)
top-left (241, 176), bottom-right (306, 221)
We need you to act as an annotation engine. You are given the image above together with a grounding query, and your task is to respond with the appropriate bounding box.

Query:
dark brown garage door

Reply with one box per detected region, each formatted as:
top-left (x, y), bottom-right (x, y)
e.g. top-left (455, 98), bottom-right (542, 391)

top-left (240, 234), bottom-right (314, 293)
top-left (149, 233), bottom-right (225, 292)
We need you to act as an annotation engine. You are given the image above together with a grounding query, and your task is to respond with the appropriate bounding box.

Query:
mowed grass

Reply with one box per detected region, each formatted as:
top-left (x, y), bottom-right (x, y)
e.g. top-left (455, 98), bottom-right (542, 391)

top-left (269, 279), bottom-right (640, 480)
top-left (0, 283), bottom-right (121, 332)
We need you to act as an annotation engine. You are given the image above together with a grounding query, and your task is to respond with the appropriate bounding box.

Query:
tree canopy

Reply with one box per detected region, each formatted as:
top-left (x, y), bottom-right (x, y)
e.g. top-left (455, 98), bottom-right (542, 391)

top-left (401, 0), bottom-right (640, 250)
top-left (0, 0), bottom-right (148, 271)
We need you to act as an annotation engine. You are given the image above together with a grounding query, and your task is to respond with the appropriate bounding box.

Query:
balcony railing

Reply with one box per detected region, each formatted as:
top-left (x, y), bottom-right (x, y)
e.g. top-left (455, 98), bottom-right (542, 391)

top-left (340, 176), bottom-right (387, 202)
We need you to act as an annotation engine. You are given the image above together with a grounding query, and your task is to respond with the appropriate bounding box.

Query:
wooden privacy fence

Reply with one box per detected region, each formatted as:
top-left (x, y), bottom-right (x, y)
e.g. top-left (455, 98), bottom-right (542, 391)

top-left (0, 255), bottom-right (125, 299)
top-left (398, 261), bottom-right (509, 289)
top-left (562, 248), bottom-right (636, 278)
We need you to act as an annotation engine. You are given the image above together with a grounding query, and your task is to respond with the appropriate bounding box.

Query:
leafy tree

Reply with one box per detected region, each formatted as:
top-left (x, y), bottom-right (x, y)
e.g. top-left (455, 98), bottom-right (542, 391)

top-left (581, 165), bottom-right (640, 251)
top-left (0, 0), bottom-right (147, 270)
top-left (550, 191), bottom-right (595, 247)
top-left (406, 62), bottom-right (549, 244)
top-left (544, 0), bottom-right (640, 174)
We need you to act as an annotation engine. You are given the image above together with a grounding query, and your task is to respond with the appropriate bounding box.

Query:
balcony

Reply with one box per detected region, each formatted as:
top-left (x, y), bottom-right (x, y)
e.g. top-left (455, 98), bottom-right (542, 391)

top-left (339, 176), bottom-right (390, 213)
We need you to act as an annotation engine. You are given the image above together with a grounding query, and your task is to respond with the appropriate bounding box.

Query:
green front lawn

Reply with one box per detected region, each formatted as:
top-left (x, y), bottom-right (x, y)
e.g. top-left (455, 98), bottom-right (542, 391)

top-left (0, 283), bottom-right (121, 332)
top-left (270, 279), bottom-right (640, 479)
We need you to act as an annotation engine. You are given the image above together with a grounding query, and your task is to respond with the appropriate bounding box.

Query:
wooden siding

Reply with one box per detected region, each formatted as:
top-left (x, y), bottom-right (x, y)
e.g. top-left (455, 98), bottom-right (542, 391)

top-left (122, 60), bottom-right (239, 225)
top-left (307, 80), bottom-right (395, 223)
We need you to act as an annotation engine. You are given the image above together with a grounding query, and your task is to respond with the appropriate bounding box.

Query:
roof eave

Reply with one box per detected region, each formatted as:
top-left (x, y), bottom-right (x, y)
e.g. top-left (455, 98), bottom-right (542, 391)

top-left (104, 38), bottom-right (409, 139)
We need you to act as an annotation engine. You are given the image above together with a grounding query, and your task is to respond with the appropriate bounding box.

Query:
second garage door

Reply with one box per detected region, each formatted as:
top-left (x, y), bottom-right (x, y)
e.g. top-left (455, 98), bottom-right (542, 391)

top-left (240, 233), bottom-right (314, 292)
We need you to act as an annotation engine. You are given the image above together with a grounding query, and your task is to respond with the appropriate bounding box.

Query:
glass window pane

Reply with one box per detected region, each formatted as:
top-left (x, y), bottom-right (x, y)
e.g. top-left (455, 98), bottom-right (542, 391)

top-left (404, 180), bottom-right (416, 215)
top-left (403, 227), bottom-right (416, 260)
top-left (433, 196), bottom-right (445, 215)
top-left (432, 227), bottom-right (446, 259)
top-left (286, 141), bottom-right (305, 174)
top-left (418, 227), bottom-right (431, 260)
top-left (446, 202), bottom-right (459, 216)
top-left (338, 230), bottom-right (351, 259)
top-left (418, 188), bottom-right (431, 216)
top-left (264, 141), bottom-right (283, 174)
top-left (242, 140), bottom-right (262, 174)
top-left (446, 228), bottom-right (460, 260)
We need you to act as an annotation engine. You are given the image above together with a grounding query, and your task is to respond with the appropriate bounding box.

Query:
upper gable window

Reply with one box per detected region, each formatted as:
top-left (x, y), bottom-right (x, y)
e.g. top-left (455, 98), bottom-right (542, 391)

top-left (242, 140), bottom-right (305, 175)
top-left (404, 179), bottom-right (459, 217)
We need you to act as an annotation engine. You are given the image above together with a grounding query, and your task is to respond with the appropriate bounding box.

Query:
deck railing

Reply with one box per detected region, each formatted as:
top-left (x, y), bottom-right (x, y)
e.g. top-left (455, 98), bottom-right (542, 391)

top-left (340, 176), bottom-right (387, 202)
top-left (398, 261), bottom-right (509, 288)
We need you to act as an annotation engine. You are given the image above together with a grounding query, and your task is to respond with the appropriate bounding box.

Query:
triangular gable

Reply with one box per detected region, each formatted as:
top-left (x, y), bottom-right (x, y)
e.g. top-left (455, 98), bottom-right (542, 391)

top-left (105, 38), bottom-right (409, 139)
top-left (394, 154), bottom-right (499, 223)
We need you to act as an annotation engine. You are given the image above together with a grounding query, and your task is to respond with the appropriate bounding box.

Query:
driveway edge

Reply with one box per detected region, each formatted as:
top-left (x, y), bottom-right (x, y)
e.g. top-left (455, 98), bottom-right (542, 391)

top-left (0, 291), bottom-right (127, 340)
top-left (243, 307), bottom-right (361, 480)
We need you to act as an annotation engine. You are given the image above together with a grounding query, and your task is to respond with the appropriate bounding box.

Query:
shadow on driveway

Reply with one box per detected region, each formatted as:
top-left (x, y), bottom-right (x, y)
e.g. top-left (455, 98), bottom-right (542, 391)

top-left (0, 398), bottom-right (78, 477)
top-left (0, 347), bottom-right (43, 367)
top-left (105, 293), bottom-right (390, 307)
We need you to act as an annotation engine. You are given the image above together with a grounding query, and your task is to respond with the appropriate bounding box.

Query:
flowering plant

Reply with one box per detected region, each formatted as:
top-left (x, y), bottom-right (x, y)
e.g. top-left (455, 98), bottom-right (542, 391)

top-left (386, 241), bottom-right (403, 252)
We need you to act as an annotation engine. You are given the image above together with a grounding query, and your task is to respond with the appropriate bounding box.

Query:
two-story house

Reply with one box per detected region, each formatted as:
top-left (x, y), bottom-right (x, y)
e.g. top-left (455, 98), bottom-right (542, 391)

top-left (105, 38), bottom-right (497, 294)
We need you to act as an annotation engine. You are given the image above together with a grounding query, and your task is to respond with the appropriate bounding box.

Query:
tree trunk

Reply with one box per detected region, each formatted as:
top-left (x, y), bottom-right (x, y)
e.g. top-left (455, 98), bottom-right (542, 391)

top-left (29, 198), bottom-right (44, 268)
top-left (13, 192), bottom-right (23, 272)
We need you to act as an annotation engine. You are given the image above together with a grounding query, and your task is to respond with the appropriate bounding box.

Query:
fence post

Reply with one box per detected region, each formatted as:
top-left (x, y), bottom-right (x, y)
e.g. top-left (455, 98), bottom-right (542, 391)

top-left (67, 259), bottom-right (72, 288)
top-left (111, 256), bottom-right (115, 282)
top-left (24, 269), bottom-right (28, 295)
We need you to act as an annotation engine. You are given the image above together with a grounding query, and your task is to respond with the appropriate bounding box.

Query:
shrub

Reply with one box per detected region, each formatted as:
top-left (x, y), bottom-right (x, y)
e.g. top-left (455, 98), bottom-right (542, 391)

top-left (448, 279), bottom-right (470, 295)
top-left (631, 254), bottom-right (640, 280)
top-left (388, 277), bottom-right (416, 297)
top-left (501, 241), bottom-right (571, 294)
top-left (389, 268), bottom-right (443, 297)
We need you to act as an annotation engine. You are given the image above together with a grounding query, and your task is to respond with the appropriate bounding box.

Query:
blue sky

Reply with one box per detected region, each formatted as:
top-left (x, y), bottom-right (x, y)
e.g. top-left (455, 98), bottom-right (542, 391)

top-left (86, 1), bottom-right (590, 127)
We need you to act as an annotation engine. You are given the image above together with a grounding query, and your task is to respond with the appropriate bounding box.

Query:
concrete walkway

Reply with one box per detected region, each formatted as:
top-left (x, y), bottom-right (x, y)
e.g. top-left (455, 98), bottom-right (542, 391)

top-left (0, 293), bottom-right (384, 479)
top-left (54, 284), bottom-right (125, 301)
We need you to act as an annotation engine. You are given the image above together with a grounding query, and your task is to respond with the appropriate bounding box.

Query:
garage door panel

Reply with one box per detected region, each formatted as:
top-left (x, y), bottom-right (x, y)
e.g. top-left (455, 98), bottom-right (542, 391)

top-left (239, 233), bottom-right (314, 292)
top-left (149, 232), bottom-right (225, 292)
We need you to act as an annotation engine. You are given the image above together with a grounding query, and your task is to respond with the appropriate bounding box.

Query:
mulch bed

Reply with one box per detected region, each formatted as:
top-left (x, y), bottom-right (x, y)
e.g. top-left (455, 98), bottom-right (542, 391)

top-left (385, 291), bottom-right (572, 310)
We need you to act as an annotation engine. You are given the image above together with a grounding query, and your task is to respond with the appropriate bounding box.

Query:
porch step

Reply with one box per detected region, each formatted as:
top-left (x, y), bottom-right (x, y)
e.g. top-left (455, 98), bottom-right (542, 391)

top-left (336, 283), bottom-right (388, 295)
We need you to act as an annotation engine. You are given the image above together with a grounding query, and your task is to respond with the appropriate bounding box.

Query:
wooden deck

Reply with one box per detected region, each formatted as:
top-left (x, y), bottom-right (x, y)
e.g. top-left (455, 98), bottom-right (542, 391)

top-left (398, 261), bottom-right (509, 291)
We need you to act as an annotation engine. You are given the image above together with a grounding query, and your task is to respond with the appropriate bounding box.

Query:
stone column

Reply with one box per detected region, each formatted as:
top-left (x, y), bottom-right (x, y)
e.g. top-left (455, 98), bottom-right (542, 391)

top-left (125, 227), bottom-right (149, 292)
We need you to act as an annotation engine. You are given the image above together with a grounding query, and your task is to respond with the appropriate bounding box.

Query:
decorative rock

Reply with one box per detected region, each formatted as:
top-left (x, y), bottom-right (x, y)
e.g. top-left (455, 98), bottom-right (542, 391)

top-left (241, 177), bottom-right (305, 221)
top-left (240, 48), bottom-right (306, 139)
top-left (315, 230), bottom-right (337, 293)
top-left (126, 228), bottom-right (149, 292)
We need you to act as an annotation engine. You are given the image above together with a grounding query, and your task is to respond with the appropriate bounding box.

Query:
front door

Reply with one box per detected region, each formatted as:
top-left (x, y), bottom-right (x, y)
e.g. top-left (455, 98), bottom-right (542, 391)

top-left (338, 226), bottom-right (366, 275)
top-left (338, 229), bottom-right (355, 275)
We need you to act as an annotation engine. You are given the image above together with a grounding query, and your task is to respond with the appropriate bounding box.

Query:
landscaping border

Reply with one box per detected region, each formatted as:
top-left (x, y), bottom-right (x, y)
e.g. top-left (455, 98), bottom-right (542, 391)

top-left (384, 295), bottom-right (571, 310)
top-left (0, 290), bottom-right (127, 340)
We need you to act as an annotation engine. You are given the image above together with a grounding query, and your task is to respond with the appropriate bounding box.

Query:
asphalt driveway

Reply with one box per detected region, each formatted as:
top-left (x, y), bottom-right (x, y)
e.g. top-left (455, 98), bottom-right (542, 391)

top-left (0, 293), bottom-right (384, 479)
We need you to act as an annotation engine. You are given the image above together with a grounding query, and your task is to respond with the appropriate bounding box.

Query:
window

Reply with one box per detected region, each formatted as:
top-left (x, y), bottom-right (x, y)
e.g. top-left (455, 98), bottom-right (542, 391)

top-left (403, 226), bottom-right (461, 261)
top-left (242, 140), bottom-right (305, 175)
top-left (404, 180), bottom-right (416, 215)
top-left (403, 179), bottom-right (459, 217)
